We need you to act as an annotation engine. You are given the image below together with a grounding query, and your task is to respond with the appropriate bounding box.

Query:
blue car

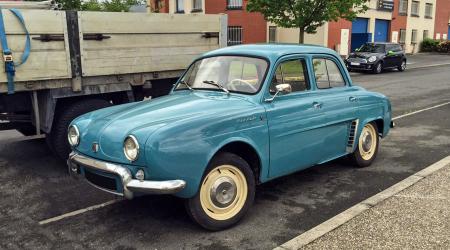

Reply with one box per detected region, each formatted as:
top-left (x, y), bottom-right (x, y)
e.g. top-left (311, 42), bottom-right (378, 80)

top-left (67, 44), bottom-right (393, 230)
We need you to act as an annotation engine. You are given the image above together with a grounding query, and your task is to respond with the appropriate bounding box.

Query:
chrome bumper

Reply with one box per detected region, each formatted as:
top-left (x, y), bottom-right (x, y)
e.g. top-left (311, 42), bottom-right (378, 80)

top-left (67, 152), bottom-right (186, 199)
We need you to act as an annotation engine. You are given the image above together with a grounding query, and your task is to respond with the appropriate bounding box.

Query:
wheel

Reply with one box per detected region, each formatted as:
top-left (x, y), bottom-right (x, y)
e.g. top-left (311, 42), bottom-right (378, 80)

top-left (398, 60), bottom-right (406, 72)
top-left (349, 122), bottom-right (379, 168)
top-left (46, 98), bottom-right (112, 160)
top-left (373, 62), bottom-right (382, 74)
top-left (185, 152), bottom-right (255, 231)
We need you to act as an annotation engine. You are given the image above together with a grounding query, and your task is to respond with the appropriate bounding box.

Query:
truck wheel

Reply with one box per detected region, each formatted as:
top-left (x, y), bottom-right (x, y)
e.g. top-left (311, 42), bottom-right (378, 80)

top-left (47, 99), bottom-right (111, 160)
top-left (349, 122), bottom-right (379, 168)
top-left (185, 152), bottom-right (255, 231)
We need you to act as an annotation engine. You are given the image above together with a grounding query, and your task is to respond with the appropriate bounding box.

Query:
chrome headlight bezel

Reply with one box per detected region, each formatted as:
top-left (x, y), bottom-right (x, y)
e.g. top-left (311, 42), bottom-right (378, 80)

top-left (123, 135), bottom-right (139, 162)
top-left (68, 125), bottom-right (80, 147)
top-left (368, 56), bottom-right (377, 63)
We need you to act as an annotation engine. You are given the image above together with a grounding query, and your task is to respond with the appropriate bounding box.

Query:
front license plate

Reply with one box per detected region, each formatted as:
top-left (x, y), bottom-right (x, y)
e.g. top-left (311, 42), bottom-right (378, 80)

top-left (350, 62), bottom-right (361, 66)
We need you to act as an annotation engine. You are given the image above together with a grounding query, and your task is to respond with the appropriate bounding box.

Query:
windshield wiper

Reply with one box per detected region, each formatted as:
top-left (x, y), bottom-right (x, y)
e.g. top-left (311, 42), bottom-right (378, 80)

top-left (179, 80), bottom-right (194, 91)
top-left (203, 80), bottom-right (229, 94)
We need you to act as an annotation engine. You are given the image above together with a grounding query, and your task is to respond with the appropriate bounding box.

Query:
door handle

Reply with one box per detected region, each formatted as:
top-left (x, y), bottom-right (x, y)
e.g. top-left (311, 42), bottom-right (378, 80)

top-left (349, 96), bottom-right (358, 102)
top-left (313, 102), bottom-right (322, 109)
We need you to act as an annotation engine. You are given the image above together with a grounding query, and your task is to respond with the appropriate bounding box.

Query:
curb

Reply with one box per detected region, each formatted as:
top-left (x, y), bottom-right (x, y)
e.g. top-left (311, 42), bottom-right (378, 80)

top-left (275, 156), bottom-right (450, 250)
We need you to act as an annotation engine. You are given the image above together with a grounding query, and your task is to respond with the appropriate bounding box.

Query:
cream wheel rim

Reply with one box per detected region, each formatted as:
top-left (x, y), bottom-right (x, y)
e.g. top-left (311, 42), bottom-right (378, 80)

top-left (359, 123), bottom-right (377, 161)
top-left (199, 165), bottom-right (248, 221)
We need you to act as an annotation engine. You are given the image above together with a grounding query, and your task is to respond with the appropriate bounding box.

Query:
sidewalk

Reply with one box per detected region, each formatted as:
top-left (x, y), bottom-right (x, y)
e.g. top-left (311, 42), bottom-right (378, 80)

top-left (277, 157), bottom-right (450, 249)
top-left (406, 53), bottom-right (450, 69)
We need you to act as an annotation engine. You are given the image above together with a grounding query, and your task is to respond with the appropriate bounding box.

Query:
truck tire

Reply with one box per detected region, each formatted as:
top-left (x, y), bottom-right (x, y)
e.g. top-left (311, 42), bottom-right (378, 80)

top-left (47, 99), bottom-right (112, 160)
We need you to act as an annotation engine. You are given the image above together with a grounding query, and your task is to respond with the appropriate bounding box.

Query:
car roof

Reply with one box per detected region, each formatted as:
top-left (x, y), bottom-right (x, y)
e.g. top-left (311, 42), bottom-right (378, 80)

top-left (202, 43), bottom-right (341, 62)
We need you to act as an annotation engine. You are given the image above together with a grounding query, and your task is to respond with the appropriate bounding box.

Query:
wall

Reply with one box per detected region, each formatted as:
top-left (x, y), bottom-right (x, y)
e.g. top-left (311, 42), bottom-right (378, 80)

top-left (268, 23), bottom-right (328, 46)
top-left (405, 0), bottom-right (436, 53)
top-left (391, 0), bottom-right (408, 43)
top-left (206, 0), bottom-right (266, 44)
top-left (434, 0), bottom-right (450, 40)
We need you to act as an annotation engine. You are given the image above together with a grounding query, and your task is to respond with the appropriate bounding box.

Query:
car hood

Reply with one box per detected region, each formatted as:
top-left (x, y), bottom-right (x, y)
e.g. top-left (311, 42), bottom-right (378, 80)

top-left (349, 52), bottom-right (380, 58)
top-left (73, 91), bottom-right (257, 164)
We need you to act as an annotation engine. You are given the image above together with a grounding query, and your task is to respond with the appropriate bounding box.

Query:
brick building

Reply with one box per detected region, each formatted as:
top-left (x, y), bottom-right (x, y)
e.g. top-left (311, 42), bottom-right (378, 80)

top-left (434, 0), bottom-right (450, 40)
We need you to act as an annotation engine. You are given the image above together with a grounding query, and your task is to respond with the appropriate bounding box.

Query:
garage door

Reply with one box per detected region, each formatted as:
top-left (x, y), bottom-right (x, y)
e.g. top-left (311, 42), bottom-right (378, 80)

top-left (351, 18), bottom-right (371, 52)
top-left (375, 19), bottom-right (390, 42)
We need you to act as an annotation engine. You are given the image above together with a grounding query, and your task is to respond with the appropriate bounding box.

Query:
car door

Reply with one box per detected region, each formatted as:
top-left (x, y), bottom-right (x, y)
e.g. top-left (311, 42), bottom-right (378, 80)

top-left (311, 56), bottom-right (359, 163)
top-left (383, 44), bottom-right (396, 68)
top-left (264, 56), bottom-right (327, 178)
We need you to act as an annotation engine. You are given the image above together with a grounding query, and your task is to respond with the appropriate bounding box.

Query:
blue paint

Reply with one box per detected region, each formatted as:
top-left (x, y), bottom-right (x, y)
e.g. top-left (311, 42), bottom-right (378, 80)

top-left (374, 19), bottom-right (390, 42)
top-left (70, 44), bottom-right (393, 199)
top-left (352, 18), bottom-right (369, 34)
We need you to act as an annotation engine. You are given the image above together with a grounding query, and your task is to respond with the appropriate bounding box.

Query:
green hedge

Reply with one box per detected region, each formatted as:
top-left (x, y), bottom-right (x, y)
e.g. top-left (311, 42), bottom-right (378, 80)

top-left (420, 38), bottom-right (450, 53)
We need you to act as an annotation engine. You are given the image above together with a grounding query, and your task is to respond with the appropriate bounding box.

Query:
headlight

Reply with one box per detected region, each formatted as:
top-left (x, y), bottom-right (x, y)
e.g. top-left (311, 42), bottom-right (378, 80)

top-left (67, 125), bottom-right (80, 147)
top-left (123, 135), bottom-right (139, 161)
top-left (368, 56), bottom-right (377, 63)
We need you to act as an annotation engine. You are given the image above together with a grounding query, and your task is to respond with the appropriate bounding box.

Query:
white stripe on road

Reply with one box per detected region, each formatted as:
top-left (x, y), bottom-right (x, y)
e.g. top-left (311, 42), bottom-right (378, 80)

top-left (38, 199), bottom-right (122, 225)
top-left (275, 156), bottom-right (450, 250)
top-left (38, 101), bottom-right (450, 226)
top-left (392, 101), bottom-right (450, 120)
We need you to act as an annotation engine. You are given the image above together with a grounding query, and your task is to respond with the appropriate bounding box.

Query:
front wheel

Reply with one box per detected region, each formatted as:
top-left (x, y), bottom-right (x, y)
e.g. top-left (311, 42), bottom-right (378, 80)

top-left (373, 62), bottom-right (382, 74)
top-left (349, 122), bottom-right (379, 168)
top-left (185, 152), bottom-right (255, 231)
top-left (398, 60), bottom-right (406, 72)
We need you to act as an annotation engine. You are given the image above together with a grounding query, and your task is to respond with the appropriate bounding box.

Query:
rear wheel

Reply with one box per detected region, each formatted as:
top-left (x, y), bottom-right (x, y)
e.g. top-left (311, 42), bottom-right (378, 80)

top-left (398, 60), bottom-right (406, 71)
top-left (349, 122), bottom-right (379, 168)
top-left (185, 152), bottom-right (255, 231)
top-left (46, 98), bottom-right (112, 160)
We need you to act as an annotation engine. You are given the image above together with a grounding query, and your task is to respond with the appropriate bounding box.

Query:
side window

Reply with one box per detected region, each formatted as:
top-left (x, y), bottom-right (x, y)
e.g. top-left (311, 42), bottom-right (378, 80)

top-left (313, 58), bottom-right (346, 89)
top-left (270, 59), bottom-right (309, 94)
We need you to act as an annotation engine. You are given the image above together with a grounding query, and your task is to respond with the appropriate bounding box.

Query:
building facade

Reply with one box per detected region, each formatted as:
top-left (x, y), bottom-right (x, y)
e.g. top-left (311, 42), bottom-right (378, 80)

top-left (434, 0), bottom-right (450, 40)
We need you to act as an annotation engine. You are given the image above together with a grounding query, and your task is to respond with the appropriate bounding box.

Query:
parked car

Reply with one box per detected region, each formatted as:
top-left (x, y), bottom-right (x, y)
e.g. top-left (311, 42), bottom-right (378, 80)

top-left (67, 44), bottom-right (393, 231)
top-left (345, 42), bottom-right (407, 74)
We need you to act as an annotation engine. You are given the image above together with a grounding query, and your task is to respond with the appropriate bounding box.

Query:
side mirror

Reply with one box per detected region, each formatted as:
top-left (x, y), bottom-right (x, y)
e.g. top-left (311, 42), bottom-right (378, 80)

top-left (387, 50), bottom-right (395, 56)
top-left (265, 84), bottom-right (292, 102)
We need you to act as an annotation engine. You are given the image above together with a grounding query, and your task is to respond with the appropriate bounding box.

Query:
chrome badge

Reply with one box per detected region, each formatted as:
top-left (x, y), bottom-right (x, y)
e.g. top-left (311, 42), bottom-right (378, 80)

top-left (92, 142), bottom-right (99, 153)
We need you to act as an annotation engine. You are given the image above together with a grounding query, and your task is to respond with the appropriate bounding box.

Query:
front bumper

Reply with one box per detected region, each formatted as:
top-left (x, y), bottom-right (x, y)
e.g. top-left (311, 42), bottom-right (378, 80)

top-left (68, 152), bottom-right (186, 199)
top-left (345, 60), bottom-right (375, 71)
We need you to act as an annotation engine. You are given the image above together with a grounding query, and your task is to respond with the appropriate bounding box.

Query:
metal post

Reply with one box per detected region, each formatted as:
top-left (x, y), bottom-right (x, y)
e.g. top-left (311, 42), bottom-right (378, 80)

top-left (32, 91), bottom-right (41, 135)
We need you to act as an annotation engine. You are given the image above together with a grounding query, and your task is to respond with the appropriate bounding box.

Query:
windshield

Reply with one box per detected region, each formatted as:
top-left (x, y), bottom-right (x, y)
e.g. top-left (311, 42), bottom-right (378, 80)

top-left (176, 56), bottom-right (268, 94)
top-left (358, 44), bottom-right (385, 53)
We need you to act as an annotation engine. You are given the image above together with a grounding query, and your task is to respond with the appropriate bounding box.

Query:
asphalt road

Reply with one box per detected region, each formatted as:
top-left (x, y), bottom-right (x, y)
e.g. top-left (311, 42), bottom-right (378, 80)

top-left (1, 64), bottom-right (450, 250)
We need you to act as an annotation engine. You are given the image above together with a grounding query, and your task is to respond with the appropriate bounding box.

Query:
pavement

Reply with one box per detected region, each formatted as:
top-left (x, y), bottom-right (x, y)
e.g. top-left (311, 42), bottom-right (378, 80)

top-left (1, 53), bottom-right (450, 249)
top-left (291, 159), bottom-right (450, 249)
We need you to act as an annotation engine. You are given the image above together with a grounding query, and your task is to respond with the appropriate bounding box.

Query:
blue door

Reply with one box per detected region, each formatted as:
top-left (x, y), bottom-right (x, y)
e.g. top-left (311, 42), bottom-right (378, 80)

top-left (374, 19), bottom-right (390, 42)
top-left (351, 18), bottom-right (370, 51)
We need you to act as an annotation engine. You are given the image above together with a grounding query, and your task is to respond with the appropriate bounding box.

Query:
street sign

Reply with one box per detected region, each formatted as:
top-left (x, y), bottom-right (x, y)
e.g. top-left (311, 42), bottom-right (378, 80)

top-left (377, 0), bottom-right (394, 12)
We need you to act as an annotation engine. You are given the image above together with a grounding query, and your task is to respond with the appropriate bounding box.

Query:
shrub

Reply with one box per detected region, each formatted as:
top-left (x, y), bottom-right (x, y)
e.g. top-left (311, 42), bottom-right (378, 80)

top-left (436, 41), bottom-right (450, 53)
top-left (420, 38), bottom-right (440, 52)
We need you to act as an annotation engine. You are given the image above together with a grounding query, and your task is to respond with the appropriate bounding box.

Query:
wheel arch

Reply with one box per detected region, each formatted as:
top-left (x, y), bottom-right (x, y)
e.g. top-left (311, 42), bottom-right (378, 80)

top-left (210, 140), bottom-right (263, 185)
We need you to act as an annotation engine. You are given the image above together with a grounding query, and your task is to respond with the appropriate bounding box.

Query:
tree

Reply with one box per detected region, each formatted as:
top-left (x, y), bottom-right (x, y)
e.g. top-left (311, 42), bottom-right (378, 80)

top-left (247, 0), bottom-right (369, 44)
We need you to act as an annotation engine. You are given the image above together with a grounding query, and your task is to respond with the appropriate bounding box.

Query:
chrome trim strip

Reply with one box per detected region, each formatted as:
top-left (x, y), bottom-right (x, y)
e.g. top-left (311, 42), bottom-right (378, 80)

top-left (68, 152), bottom-right (186, 199)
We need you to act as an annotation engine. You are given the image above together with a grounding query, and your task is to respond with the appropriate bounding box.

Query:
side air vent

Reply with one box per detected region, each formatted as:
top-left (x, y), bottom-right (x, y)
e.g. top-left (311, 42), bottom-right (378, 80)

top-left (346, 119), bottom-right (359, 153)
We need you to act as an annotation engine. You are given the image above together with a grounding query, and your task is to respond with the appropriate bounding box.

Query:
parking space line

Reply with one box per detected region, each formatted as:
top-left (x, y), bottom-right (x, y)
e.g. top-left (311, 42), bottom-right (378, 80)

top-left (38, 199), bottom-right (122, 225)
top-left (37, 101), bottom-right (450, 227)
top-left (392, 101), bottom-right (450, 120)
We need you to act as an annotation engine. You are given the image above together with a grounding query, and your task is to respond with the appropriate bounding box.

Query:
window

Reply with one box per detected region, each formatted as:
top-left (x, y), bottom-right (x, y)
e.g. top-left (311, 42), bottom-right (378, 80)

top-left (227, 0), bottom-right (243, 9)
top-left (227, 26), bottom-right (243, 46)
top-left (425, 3), bottom-right (433, 18)
top-left (393, 44), bottom-right (403, 52)
top-left (411, 1), bottom-right (420, 16)
top-left (192, 0), bottom-right (202, 11)
top-left (423, 30), bottom-right (429, 40)
top-left (270, 59), bottom-right (309, 94)
top-left (176, 0), bottom-right (184, 13)
top-left (177, 56), bottom-right (268, 94)
top-left (411, 29), bottom-right (418, 44)
top-left (313, 59), bottom-right (345, 89)
top-left (399, 0), bottom-right (408, 15)
top-left (269, 26), bottom-right (277, 43)
top-left (399, 29), bottom-right (406, 44)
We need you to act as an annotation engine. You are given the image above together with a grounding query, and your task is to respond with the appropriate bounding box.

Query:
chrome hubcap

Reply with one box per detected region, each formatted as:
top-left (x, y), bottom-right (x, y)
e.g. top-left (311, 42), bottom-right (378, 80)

top-left (210, 176), bottom-right (237, 208)
top-left (402, 62), bottom-right (406, 69)
top-left (361, 131), bottom-right (373, 152)
top-left (377, 64), bottom-right (382, 72)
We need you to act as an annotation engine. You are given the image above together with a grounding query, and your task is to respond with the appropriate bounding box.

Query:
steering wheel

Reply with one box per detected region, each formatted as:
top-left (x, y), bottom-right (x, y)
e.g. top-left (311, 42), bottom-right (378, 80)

top-left (228, 79), bottom-right (257, 92)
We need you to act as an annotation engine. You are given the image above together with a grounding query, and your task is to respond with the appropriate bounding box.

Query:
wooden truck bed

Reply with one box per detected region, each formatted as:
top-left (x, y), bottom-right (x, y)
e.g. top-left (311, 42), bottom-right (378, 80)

top-left (0, 10), bottom-right (226, 93)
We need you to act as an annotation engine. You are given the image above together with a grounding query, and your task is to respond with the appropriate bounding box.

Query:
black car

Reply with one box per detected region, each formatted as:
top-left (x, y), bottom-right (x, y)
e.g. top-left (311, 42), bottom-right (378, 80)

top-left (346, 42), bottom-right (407, 74)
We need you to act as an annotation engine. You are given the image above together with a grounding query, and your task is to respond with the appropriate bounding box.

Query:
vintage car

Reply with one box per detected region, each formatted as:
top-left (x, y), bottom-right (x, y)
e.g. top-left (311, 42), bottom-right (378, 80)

top-left (67, 44), bottom-right (393, 230)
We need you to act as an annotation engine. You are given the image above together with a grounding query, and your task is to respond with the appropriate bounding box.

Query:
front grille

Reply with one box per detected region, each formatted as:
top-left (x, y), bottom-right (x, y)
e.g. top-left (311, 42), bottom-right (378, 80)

top-left (348, 57), bottom-right (367, 63)
top-left (346, 120), bottom-right (359, 152)
top-left (84, 169), bottom-right (117, 192)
